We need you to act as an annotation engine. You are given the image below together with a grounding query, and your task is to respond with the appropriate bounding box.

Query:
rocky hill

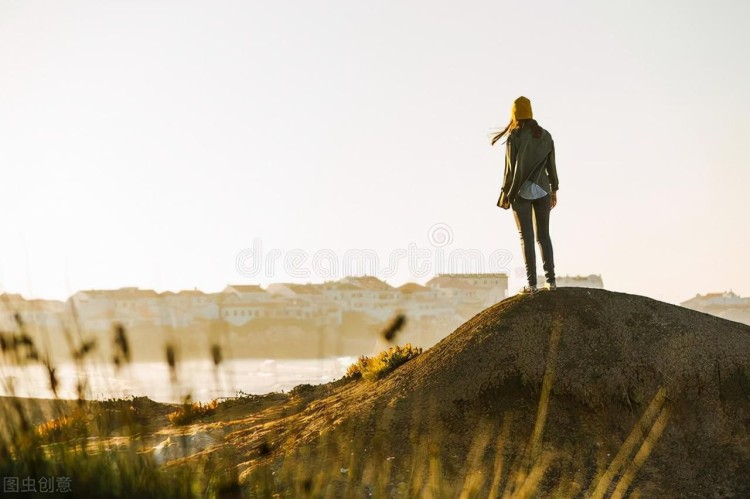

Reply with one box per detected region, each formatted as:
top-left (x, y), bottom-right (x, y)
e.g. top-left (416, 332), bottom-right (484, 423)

top-left (201, 288), bottom-right (750, 496)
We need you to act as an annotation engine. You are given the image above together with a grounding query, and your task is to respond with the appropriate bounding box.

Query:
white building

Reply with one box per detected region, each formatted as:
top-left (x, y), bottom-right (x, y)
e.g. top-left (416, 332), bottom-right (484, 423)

top-left (266, 283), bottom-right (343, 326)
top-left (222, 284), bottom-right (273, 302)
top-left (339, 276), bottom-right (400, 321)
top-left (426, 273), bottom-right (508, 307)
top-left (69, 287), bottom-right (162, 331)
top-left (396, 283), bottom-right (457, 321)
top-left (680, 291), bottom-right (750, 326)
top-left (160, 290), bottom-right (221, 327)
top-left (317, 281), bottom-right (363, 305)
top-left (681, 291), bottom-right (749, 312)
top-left (220, 300), bottom-right (268, 326)
top-left (220, 285), bottom-right (273, 326)
top-left (680, 291), bottom-right (750, 325)
top-left (0, 293), bottom-right (30, 330)
top-left (0, 294), bottom-right (68, 332)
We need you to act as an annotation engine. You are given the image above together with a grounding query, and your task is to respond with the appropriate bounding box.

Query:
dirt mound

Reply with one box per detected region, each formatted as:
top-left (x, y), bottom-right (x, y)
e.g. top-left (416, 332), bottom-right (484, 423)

top-left (234, 288), bottom-right (750, 496)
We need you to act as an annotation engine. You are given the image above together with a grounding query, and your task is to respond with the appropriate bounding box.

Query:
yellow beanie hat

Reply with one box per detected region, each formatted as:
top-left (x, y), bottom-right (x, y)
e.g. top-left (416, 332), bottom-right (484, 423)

top-left (511, 96), bottom-right (533, 121)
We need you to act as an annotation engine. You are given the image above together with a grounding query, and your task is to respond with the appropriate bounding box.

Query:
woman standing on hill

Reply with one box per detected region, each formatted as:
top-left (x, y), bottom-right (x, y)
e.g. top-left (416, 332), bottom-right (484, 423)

top-left (493, 96), bottom-right (559, 295)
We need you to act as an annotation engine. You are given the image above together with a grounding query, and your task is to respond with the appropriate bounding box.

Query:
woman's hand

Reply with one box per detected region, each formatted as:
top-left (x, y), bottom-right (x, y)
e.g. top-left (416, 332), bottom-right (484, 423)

top-left (501, 197), bottom-right (510, 210)
top-left (550, 191), bottom-right (558, 209)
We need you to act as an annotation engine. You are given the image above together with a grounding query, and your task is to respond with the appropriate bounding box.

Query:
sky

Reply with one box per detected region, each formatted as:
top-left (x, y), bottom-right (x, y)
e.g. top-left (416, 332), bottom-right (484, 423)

top-left (0, 0), bottom-right (748, 305)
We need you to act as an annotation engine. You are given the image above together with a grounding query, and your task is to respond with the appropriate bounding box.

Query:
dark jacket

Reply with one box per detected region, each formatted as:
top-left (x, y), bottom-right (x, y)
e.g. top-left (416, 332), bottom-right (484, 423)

top-left (500, 125), bottom-right (559, 204)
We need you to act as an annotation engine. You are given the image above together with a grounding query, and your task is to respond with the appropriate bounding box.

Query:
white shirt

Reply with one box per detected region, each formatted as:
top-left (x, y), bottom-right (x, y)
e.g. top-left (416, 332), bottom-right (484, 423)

top-left (518, 180), bottom-right (548, 200)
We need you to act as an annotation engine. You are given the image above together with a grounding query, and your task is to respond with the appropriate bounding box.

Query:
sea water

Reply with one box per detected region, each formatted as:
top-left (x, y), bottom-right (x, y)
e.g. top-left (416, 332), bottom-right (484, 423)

top-left (0, 357), bottom-right (357, 403)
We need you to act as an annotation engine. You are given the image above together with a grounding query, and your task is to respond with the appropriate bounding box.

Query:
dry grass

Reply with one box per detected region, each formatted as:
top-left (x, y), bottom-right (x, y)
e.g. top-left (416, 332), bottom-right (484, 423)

top-left (34, 407), bottom-right (89, 440)
top-left (167, 398), bottom-right (218, 426)
top-left (345, 343), bottom-right (423, 381)
top-left (0, 317), bottom-right (221, 498)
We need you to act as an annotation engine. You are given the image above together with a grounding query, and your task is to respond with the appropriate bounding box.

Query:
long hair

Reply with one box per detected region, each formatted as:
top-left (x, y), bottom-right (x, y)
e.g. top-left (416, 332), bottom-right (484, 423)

top-left (490, 118), bottom-right (543, 146)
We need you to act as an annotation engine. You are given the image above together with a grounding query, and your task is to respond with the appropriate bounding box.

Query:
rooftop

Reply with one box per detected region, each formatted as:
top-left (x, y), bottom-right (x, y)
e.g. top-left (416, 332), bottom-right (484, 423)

top-left (427, 275), bottom-right (507, 288)
top-left (268, 283), bottom-right (323, 295)
top-left (223, 285), bottom-right (266, 294)
top-left (696, 291), bottom-right (739, 299)
top-left (73, 288), bottom-right (160, 299)
top-left (341, 276), bottom-right (395, 291)
top-left (320, 282), bottom-right (362, 291)
top-left (398, 283), bottom-right (431, 294)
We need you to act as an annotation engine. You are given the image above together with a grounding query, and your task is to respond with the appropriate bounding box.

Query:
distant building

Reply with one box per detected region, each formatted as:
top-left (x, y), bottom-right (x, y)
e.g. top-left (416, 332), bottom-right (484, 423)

top-left (680, 291), bottom-right (750, 325)
top-left (23, 299), bottom-right (68, 328)
top-left (317, 281), bottom-right (363, 305)
top-left (338, 276), bottom-right (400, 320)
top-left (397, 283), bottom-right (443, 301)
top-left (69, 287), bottom-right (161, 331)
top-left (0, 294), bottom-right (67, 331)
top-left (341, 276), bottom-right (399, 297)
top-left (220, 300), bottom-right (268, 326)
top-left (396, 283), bottom-right (456, 321)
top-left (681, 291), bottom-right (749, 311)
top-left (680, 291), bottom-right (750, 326)
top-left (267, 283), bottom-right (323, 299)
top-left (160, 290), bottom-right (221, 327)
top-left (255, 299), bottom-right (315, 321)
top-left (426, 273), bottom-right (508, 307)
top-left (220, 284), bottom-right (274, 326)
top-left (266, 283), bottom-right (343, 326)
top-left (0, 293), bottom-right (30, 330)
top-left (222, 284), bottom-right (273, 302)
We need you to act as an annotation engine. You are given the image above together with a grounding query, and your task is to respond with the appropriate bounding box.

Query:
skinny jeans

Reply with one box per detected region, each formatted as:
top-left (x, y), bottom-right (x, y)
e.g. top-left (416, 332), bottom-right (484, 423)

top-left (511, 194), bottom-right (555, 287)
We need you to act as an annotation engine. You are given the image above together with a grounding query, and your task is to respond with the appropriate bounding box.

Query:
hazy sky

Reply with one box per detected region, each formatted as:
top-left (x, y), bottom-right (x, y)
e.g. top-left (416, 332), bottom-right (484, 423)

top-left (1, 0), bottom-right (748, 304)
